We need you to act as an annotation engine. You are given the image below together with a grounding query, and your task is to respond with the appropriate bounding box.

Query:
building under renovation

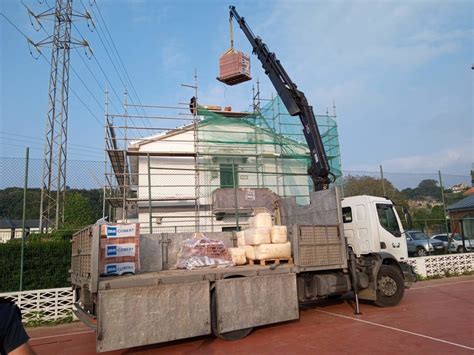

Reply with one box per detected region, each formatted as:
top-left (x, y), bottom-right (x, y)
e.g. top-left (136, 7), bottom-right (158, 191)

top-left (105, 95), bottom-right (342, 234)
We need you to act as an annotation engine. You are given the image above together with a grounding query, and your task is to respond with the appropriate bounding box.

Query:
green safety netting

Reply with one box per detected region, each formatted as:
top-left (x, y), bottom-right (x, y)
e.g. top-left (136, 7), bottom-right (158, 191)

top-left (194, 96), bottom-right (342, 202)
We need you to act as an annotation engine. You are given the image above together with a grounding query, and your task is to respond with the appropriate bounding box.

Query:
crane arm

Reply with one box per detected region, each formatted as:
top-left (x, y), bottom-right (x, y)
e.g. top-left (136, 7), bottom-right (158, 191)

top-left (229, 5), bottom-right (332, 190)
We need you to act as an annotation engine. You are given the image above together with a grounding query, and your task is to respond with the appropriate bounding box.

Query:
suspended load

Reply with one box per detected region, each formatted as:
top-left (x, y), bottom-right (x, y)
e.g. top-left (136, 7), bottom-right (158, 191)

top-left (217, 14), bottom-right (251, 85)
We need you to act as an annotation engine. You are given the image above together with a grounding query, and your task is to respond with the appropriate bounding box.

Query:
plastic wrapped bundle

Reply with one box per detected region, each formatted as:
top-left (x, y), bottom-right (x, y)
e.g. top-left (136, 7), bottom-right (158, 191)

top-left (250, 212), bottom-right (272, 229)
top-left (228, 247), bottom-right (246, 265)
top-left (244, 228), bottom-right (271, 245)
top-left (217, 50), bottom-right (251, 85)
top-left (176, 234), bottom-right (232, 269)
top-left (239, 245), bottom-right (256, 260)
top-left (271, 226), bottom-right (288, 244)
top-left (254, 242), bottom-right (292, 260)
top-left (236, 231), bottom-right (245, 247)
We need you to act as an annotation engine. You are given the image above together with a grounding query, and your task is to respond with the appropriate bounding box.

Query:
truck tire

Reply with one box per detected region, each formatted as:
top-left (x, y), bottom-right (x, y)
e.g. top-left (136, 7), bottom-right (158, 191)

top-left (457, 246), bottom-right (466, 253)
top-left (211, 290), bottom-right (253, 340)
top-left (374, 265), bottom-right (404, 307)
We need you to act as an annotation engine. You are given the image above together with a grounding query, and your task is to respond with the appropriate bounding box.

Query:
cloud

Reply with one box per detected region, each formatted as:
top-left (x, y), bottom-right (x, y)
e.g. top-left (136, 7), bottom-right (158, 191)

top-left (346, 143), bottom-right (473, 175)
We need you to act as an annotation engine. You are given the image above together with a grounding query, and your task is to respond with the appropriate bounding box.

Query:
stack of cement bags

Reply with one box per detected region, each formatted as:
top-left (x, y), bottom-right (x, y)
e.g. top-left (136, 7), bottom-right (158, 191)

top-left (228, 212), bottom-right (291, 265)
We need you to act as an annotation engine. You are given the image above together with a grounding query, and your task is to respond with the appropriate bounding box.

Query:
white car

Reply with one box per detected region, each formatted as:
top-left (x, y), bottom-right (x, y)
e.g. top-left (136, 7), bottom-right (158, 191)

top-left (431, 233), bottom-right (474, 253)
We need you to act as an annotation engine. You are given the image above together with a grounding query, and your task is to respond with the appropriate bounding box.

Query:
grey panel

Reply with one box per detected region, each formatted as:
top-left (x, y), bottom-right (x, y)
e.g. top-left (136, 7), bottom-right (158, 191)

top-left (279, 187), bottom-right (348, 271)
top-left (139, 234), bottom-right (163, 272)
top-left (96, 281), bottom-right (210, 352)
top-left (212, 187), bottom-right (280, 215)
top-left (215, 273), bottom-right (299, 333)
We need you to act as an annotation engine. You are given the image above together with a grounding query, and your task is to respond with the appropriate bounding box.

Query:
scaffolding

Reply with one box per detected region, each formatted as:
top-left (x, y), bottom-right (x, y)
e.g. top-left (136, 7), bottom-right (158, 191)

top-left (104, 86), bottom-right (342, 234)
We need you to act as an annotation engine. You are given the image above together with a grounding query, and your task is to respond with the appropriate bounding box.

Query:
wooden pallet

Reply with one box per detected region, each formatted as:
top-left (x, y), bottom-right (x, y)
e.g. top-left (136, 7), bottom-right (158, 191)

top-left (248, 257), bottom-right (293, 266)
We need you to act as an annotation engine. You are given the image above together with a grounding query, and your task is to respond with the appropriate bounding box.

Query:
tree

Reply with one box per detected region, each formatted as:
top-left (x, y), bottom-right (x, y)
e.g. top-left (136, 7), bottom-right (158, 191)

top-left (343, 175), bottom-right (406, 206)
top-left (63, 192), bottom-right (96, 229)
top-left (402, 179), bottom-right (440, 200)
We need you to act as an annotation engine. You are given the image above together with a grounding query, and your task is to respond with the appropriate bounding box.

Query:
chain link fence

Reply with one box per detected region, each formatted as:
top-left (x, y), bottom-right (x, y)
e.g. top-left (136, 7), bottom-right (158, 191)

top-left (0, 155), bottom-right (472, 292)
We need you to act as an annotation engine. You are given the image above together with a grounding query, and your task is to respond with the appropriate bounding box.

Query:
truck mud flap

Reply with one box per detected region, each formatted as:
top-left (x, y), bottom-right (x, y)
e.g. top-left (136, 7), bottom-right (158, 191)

top-left (215, 273), bottom-right (299, 334)
top-left (96, 281), bottom-right (210, 352)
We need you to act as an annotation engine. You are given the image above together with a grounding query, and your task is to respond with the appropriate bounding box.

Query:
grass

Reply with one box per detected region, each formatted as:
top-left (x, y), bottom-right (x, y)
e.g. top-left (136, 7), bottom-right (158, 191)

top-left (23, 312), bottom-right (74, 328)
top-left (416, 269), bottom-right (474, 281)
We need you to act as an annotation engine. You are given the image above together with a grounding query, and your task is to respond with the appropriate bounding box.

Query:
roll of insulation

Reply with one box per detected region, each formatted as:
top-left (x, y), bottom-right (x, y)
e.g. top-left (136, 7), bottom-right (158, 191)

top-left (254, 242), bottom-right (291, 260)
top-left (271, 225), bottom-right (288, 244)
top-left (244, 227), bottom-right (271, 245)
top-left (239, 245), bottom-right (256, 260)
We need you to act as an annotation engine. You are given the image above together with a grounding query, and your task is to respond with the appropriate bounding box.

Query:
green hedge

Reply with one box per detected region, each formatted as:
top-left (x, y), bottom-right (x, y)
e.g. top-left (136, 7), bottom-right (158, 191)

top-left (0, 239), bottom-right (71, 293)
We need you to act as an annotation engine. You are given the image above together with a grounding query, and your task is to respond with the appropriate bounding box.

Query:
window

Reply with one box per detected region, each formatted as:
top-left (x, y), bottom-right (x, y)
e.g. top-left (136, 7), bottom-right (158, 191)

top-left (220, 164), bottom-right (238, 188)
top-left (342, 207), bottom-right (352, 223)
top-left (222, 226), bottom-right (241, 232)
top-left (376, 204), bottom-right (401, 237)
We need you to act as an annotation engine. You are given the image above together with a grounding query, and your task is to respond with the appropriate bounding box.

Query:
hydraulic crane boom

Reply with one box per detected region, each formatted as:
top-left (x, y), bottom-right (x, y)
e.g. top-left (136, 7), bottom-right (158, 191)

top-left (229, 5), bottom-right (332, 190)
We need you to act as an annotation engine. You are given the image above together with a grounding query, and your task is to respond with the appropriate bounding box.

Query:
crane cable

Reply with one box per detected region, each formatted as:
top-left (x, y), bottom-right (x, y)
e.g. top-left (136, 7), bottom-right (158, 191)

top-left (225, 14), bottom-right (234, 55)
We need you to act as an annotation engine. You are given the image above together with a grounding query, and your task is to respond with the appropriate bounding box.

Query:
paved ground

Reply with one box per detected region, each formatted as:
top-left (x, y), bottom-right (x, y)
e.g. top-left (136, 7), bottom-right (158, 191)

top-left (28, 275), bottom-right (474, 354)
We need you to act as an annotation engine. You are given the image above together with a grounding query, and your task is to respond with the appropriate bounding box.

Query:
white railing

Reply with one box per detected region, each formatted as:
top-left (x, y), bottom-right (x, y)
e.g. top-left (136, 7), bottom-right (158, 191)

top-left (0, 287), bottom-right (74, 324)
top-left (406, 252), bottom-right (474, 278)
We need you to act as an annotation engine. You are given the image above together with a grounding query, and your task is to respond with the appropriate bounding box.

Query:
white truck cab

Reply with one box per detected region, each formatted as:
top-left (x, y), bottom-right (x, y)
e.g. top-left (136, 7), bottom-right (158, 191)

top-left (341, 195), bottom-right (408, 262)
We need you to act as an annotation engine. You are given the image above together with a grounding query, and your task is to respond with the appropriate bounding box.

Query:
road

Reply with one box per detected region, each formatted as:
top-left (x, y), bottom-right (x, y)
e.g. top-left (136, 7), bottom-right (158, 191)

top-left (28, 275), bottom-right (474, 354)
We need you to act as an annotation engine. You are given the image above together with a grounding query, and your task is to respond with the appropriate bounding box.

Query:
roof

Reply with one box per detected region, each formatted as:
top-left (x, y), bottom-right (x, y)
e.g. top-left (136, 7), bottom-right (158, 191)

top-left (0, 218), bottom-right (40, 229)
top-left (463, 187), bottom-right (474, 196)
top-left (0, 218), bottom-right (15, 229)
top-left (446, 195), bottom-right (474, 212)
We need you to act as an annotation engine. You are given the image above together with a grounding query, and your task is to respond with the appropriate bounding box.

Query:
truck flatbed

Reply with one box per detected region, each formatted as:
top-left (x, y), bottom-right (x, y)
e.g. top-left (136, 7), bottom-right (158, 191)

top-left (98, 264), bottom-right (295, 291)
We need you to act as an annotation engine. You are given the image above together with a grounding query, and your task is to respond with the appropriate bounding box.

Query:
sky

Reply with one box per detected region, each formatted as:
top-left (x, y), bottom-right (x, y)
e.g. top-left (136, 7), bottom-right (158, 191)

top-left (1, 0), bottom-right (473, 182)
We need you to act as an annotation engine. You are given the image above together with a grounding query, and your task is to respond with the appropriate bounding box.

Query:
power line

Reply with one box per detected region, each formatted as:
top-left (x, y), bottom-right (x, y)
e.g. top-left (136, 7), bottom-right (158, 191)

top-left (0, 132), bottom-right (102, 152)
top-left (0, 134), bottom-right (103, 154)
top-left (80, 0), bottom-right (153, 135)
top-left (1, 11), bottom-right (103, 127)
top-left (0, 136), bottom-right (104, 157)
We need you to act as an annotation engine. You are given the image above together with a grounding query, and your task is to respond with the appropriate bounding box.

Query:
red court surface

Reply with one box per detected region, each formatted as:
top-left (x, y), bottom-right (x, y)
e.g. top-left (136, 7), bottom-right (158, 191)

top-left (27, 275), bottom-right (474, 355)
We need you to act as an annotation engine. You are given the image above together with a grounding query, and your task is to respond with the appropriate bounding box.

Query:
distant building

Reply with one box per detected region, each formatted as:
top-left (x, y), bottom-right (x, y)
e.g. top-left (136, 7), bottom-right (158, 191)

top-left (464, 187), bottom-right (474, 196)
top-left (0, 218), bottom-right (40, 243)
top-left (446, 195), bottom-right (474, 239)
top-left (450, 183), bottom-right (468, 193)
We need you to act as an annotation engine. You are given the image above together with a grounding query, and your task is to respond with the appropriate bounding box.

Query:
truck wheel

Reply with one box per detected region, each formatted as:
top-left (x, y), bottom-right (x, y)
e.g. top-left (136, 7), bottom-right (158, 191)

top-left (374, 265), bottom-right (404, 307)
top-left (416, 247), bottom-right (427, 257)
top-left (457, 246), bottom-right (466, 253)
top-left (211, 290), bottom-right (253, 340)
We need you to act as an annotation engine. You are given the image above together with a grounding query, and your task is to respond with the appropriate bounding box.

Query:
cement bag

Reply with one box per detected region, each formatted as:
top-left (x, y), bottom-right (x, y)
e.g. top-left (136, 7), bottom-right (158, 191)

top-left (236, 231), bottom-right (245, 247)
top-left (254, 242), bottom-right (291, 260)
top-left (239, 245), bottom-right (256, 260)
top-left (251, 212), bottom-right (272, 229)
top-left (244, 227), bottom-right (271, 245)
top-left (271, 225), bottom-right (288, 244)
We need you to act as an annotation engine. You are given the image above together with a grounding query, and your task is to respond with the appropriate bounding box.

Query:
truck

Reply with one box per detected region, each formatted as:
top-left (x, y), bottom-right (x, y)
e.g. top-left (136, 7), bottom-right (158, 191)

top-left (71, 6), bottom-right (416, 352)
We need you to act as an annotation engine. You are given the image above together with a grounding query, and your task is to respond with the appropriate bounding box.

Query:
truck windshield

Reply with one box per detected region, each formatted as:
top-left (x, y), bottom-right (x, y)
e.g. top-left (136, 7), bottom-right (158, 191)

top-left (376, 204), bottom-right (401, 237)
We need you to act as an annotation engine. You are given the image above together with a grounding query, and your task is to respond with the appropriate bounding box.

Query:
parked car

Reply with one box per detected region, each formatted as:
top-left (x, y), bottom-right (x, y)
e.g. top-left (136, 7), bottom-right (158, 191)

top-left (405, 230), bottom-right (446, 257)
top-left (431, 233), bottom-right (474, 253)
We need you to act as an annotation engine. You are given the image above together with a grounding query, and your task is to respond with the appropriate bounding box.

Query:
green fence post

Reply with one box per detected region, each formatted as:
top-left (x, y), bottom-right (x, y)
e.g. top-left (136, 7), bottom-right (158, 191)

top-left (380, 164), bottom-right (386, 196)
top-left (438, 170), bottom-right (450, 253)
top-left (20, 147), bottom-right (29, 291)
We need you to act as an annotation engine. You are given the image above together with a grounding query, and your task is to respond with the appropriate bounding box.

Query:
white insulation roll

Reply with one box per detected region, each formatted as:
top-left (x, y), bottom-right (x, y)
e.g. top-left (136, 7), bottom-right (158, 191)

top-left (236, 231), bottom-right (245, 247)
top-left (244, 227), bottom-right (271, 245)
top-left (271, 225), bottom-right (288, 244)
top-left (239, 245), bottom-right (256, 260)
top-left (250, 212), bottom-right (273, 229)
top-left (254, 242), bottom-right (291, 260)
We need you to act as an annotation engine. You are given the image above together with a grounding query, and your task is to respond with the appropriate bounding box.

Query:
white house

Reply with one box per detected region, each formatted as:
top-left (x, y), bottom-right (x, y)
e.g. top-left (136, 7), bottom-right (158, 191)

top-left (128, 114), bottom-right (312, 234)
